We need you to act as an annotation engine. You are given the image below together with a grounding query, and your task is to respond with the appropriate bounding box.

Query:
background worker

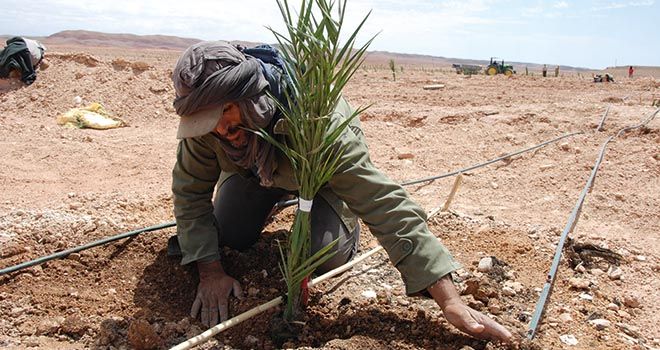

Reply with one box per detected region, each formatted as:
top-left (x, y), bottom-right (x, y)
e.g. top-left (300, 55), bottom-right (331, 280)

top-left (0, 37), bottom-right (47, 86)
top-left (169, 41), bottom-right (513, 343)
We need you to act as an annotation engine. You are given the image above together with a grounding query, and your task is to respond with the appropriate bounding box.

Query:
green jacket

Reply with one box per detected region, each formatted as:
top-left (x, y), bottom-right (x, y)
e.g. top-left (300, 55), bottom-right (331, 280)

top-left (172, 97), bottom-right (460, 294)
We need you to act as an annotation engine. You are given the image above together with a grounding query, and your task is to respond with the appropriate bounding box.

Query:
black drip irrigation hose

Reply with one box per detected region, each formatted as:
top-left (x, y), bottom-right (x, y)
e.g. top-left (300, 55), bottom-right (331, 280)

top-left (0, 222), bottom-right (175, 276)
top-left (401, 131), bottom-right (583, 186)
top-left (597, 105), bottom-right (611, 132)
top-left (527, 107), bottom-right (659, 340)
top-left (0, 131), bottom-right (584, 277)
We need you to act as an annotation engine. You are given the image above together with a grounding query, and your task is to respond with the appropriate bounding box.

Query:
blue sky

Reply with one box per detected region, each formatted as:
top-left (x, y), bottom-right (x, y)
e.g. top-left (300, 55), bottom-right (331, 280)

top-left (0, 0), bottom-right (657, 69)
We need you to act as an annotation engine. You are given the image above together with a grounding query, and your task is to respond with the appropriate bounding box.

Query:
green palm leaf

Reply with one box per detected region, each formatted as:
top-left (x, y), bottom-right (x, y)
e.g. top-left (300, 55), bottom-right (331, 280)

top-left (259, 0), bottom-right (374, 321)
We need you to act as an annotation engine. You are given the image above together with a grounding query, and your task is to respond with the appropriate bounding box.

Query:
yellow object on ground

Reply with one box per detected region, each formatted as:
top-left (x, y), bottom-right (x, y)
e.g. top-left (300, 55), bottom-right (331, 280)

top-left (56, 103), bottom-right (125, 129)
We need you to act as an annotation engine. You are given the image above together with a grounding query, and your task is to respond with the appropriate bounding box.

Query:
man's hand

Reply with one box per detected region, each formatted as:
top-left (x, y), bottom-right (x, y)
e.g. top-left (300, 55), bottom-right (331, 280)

top-left (191, 260), bottom-right (243, 327)
top-left (427, 275), bottom-right (512, 343)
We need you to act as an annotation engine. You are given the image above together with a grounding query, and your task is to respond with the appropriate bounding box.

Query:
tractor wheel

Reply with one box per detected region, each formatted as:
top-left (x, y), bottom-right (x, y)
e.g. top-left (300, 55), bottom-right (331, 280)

top-left (486, 66), bottom-right (498, 76)
top-left (504, 69), bottom-right (513, 77)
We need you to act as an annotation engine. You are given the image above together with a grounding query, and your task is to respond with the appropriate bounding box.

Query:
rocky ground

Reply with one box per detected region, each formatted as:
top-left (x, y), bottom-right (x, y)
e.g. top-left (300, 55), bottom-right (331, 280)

top-left (0, 45), bottom-right (658, 350)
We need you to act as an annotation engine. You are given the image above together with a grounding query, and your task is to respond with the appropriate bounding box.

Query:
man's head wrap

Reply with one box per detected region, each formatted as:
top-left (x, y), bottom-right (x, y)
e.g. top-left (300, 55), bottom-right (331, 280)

top-left (172, 41), bottom-right (283, 186)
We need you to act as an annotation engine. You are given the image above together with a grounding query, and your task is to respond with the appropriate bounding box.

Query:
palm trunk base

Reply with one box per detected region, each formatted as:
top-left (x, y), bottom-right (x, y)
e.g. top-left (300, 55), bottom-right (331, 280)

top-left (270, 309), bottom-right (306, 346)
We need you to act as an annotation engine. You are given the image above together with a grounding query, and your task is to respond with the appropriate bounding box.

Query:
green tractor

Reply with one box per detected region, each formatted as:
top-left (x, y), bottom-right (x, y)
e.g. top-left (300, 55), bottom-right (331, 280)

top-left (486, 57), bottom-right (514, 76)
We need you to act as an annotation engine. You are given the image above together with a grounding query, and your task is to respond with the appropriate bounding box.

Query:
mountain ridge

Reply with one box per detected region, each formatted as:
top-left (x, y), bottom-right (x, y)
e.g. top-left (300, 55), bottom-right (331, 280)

top-left (2, 30), bottom-right (655, 72)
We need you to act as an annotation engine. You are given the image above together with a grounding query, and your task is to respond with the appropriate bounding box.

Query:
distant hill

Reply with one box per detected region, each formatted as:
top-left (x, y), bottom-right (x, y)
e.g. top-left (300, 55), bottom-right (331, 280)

top-left (45, 30), bottom-right (202, 50)
top-left (2, 30), bottom-right (652, 73)
top-left (37, 30), bottom-right (261, 51)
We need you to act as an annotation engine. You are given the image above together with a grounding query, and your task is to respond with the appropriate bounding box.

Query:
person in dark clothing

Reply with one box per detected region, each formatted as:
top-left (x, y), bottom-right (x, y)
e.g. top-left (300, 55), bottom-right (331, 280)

top-left (0, 37), bottom-right (46, 86)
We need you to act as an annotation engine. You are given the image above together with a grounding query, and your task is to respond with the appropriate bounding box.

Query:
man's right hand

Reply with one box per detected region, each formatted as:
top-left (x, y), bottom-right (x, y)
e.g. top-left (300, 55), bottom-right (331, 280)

top-left (191, 260), bottom-right (243, 327)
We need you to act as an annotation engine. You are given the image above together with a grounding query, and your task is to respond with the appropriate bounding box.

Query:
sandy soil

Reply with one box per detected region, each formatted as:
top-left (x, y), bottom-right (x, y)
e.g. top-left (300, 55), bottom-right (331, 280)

top-left (0, 45), bottom-right (659, 350)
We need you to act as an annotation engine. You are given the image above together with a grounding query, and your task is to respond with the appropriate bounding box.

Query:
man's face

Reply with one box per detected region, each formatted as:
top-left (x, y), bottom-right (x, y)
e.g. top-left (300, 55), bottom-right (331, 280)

top-left (214, 103), bottom-right (247, 148)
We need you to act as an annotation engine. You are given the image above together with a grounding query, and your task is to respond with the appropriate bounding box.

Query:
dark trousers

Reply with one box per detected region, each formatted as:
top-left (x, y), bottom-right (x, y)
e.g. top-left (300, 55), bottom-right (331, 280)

top-left (212, 174), bottom-right (360, 274)
top-left (0, 48), bottom-right (36, 85)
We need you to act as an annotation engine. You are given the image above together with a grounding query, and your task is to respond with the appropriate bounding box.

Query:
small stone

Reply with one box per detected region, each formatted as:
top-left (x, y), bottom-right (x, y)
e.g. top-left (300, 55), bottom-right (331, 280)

top-left (69, 202), bottom-right (83, 210)
top-left (502, 286), bottom-right (516, 297)
top-left (73, 96), bottom-right (83, 105)
top-left (67, 253), bottom-right (81, 261)
top-left (361, 290), bottom-right (377, 299)
top-left (575, 264), bottom-right (586, 273)
top-left (127, 319), bottom-right (162, 350)
top-left (559, 142), bottom-right (570, 151)
top-left (490, 182), bottom-right (499, 189)
top-left (579, 293), bottom-right (593, 301)
top-left (618, 310), bottom-right (631, 319)
top-left (588, 318), bottom-right (611, 330)
top-left (60, 315), bottom-right (89, 337)
top-left (397, 153), bottom-right (415, 160)
top-left (623, 295), bottom-right (641, 308)
top-left (476, 225), bottom-right (490, 234)
top-left (559, 313), bottom-right (573, 322)
top-left (477, 257), bottom-right (494, 273)
top-left (10, 307), bottom-right (25, 317)
top-left (569, 277), bottom-right (590, 290)
top-left (540, 164), bottom-right (555, 171)
top-left (635, 255), bottom-right (646, 262)
top-left (608, 267), bottom-right (623, 280)
top-left (616, 323), bottom-right (640, 337)
top-left (560, 334), bottom-right (578, 346)
top-left (606, 303), bottom-right (620, 311)
top-left (36, 316), bottom-right (65, 335)
top-left (176, 318), bottom-right (190, 333)
top-left (244, 335), bottom-right (259, 347)
top-left (260, 269), bottom-right (268, 278)
top-left (30, 265), bottom-right (43, 276)
top-left (464, 295), bottom-right (485, 310)
top-left (488, 301), bottom-right (502, 315)
top-left (590, 268), bottom-right (605, 276)
top-left (248, 287), bottom-right (259, 297)
top-left (504, 281), bottom-right (524, 293)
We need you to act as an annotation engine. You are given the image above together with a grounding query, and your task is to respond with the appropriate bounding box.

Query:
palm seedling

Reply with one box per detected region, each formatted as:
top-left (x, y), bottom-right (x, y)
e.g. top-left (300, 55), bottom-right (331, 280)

top-left (258, 0), bottom-right (374, 322)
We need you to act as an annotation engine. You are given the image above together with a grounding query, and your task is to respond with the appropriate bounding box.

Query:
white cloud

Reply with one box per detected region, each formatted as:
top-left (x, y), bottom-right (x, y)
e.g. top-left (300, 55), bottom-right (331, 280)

top-left (591, 0), bottom-right (655, 10)
top-left (554, 1), bottom-right (569, 8)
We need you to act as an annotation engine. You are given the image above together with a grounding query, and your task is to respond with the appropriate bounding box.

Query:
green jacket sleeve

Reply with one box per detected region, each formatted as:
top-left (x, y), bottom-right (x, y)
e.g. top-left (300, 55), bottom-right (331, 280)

top-left (171, 136), bottom-right (221, 265)
top-left (328, 103), bottom-right (461, 295)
